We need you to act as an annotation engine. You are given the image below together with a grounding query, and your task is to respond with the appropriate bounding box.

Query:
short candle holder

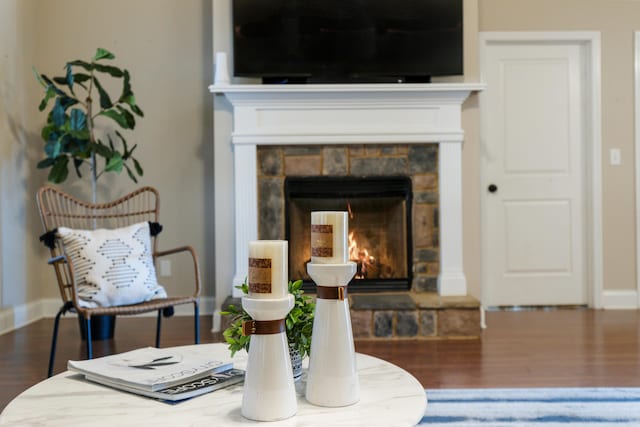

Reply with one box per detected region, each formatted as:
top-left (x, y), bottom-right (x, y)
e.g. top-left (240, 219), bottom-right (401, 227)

top-left (241, 294), bottom-right (297, 421)
top-left (305, 261), bottom-right (359, 407)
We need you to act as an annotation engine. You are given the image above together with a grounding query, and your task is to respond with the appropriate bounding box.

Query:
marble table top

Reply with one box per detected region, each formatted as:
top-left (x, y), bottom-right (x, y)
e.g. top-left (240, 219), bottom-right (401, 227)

top-left (0, 343), bottom-right (426, 426)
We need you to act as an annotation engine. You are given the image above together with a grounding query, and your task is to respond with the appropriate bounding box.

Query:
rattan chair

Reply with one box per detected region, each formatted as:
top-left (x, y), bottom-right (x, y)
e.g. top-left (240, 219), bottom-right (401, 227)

top-left (37, 185), bottom-right (201, 377)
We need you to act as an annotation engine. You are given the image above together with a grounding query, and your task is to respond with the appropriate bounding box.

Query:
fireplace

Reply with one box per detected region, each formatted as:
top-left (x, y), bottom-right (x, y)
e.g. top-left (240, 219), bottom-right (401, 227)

top-left (210, 82), bottom-right (483, 298)
top-left (285, 176), bottom-right (412, 292)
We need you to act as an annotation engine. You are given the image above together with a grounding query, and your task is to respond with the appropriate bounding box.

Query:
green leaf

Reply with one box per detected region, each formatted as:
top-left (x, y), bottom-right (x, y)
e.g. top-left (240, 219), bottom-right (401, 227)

top-left (36, 158), bottom-right (56, 169)
top-left (44, 138), bottom-right (59, 157)
top-left (65, 64), bottom-right (74, 92)
top-left (40, 75), bottom-right (67, 97)
top-left (92, 141), bottom-right (113, 158)
top-left (105, 152), bottom-right (123, 173)
top-left (52, 137), bottom-right (65, 158)
top-left (93, 48), bottom-right (115, 61)
top-left (73, 158), bottom-right (84, 178)
top-left (74, 73), bottom-right (91, 84)
top-left (99, 109), bottom-right (129, 128)
top-left (116, 106), bottom-right (135, 128)
top-left (92, 76), bottom-right (113, 110)
top-left (32, 66), bottom-right (47, 88)
top-left (124, 164), bottom-right (139, 183)
top-left (52, 99), bottom-right (66, 127)
top-left (68, 127), bottom-right (90, 141)
top-left (130, 103), bottom-right (144, 117)
top-left (69, 108), bottom-right (86, 131)
top-left (59, 96), bottom-right (79, 111)
top-left (93, 63), bottom-right (124, 77)
top-left (55, 73), bottom-right (90, 91)
top-left (133, 157), bottom-right (143, 176)
top-left (38, 86), bottom-right (57, 111)
top-left (121, 69), bottom-right (132, 97)
top-left (48, 156), bottom-right (69, 183)
top-left (115, 130), bottom-right (132, 152)
top-left (67, 60), bottom-right (93, 71)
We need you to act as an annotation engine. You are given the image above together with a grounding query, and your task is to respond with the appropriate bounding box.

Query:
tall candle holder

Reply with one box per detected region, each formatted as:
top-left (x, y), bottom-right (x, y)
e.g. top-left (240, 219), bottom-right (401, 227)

top-left (305, 212), bottom-right (360, 407)
top-left (241, 240), bottom-right (297, 421)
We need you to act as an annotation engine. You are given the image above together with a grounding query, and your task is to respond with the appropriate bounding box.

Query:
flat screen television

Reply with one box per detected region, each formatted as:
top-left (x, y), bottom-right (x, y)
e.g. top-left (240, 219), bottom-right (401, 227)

top-left (232, 0), bottom-right (463, 84)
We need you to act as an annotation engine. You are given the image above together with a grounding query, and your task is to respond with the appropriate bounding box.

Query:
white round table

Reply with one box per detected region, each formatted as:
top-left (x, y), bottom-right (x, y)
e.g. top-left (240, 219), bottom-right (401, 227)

top-left (0, 343), bottom-right (426, 426)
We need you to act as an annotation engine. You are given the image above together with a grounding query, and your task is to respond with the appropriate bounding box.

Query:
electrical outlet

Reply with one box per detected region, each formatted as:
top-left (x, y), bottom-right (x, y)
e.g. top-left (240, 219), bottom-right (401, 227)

top-left (610, 148), bottom-right (621, 166)
top-left (159, 260), bottom-right (172, 277)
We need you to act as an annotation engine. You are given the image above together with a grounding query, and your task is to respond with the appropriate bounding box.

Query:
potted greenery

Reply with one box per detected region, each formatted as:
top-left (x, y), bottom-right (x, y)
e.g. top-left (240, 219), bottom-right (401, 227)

top-left (34, 48), bottom-right (145, 339)
top-left (221, 279), bottom-right (315, 381)
top-left (33, 47), bottom-right (144, 202)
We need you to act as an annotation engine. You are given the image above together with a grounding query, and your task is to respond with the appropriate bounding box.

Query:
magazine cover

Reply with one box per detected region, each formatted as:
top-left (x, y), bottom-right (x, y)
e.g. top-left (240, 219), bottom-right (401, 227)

top-left (85, 368), bottom-right (245, 402)
top-left (68, 346), bottom-right (233, 391)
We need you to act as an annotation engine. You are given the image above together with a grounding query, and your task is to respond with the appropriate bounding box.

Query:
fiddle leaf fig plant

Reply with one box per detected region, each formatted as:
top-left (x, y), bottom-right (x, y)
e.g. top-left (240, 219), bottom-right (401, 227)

top-left (34, 48), bottom-right (144, 200)
top-left (221, 279), bottom-right (315, 358)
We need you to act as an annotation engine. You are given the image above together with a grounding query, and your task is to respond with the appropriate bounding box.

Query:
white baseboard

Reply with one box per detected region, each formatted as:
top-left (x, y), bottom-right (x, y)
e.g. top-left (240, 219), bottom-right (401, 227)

top-left (0, 297), bottom-right (215, 336)
top-left (601, 290), bottom-right (639, 309)
top-left (0, 300), bottom-right (50, 336)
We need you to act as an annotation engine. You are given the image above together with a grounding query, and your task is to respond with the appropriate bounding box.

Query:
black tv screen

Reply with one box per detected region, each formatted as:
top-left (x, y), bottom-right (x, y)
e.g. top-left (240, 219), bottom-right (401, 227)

top-left (232, 0), bottom-right (463, 83)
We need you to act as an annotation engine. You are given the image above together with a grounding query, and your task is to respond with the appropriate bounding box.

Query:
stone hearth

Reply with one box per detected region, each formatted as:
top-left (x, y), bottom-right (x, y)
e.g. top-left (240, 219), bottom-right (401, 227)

top-left (222, 292), bottom-right (481, 339)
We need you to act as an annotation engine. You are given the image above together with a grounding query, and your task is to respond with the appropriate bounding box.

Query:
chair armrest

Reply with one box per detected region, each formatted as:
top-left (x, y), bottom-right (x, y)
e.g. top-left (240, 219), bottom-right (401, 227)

top-left (47, 255), bottom-right (66, 265)
top-left (46, 251), bottom-right (84, 310)
top-left (154, 246), bottom-right (201, 297)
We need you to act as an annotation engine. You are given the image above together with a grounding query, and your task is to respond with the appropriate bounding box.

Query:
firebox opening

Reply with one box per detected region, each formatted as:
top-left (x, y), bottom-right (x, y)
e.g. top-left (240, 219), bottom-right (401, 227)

top-left (285, 176), bottom-right (412, 292)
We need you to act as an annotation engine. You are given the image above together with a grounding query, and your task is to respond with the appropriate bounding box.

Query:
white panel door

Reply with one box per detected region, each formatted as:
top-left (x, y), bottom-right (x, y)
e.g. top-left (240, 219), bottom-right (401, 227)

top-left (482, 41), bottom-right (587, 306)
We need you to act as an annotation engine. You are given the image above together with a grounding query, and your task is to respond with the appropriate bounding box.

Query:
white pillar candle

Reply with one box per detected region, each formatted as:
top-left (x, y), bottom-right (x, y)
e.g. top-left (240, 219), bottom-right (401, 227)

top-left (310, 211), bottom-right (349, 264)
top-left (248, 240), bottom-right (289, 299)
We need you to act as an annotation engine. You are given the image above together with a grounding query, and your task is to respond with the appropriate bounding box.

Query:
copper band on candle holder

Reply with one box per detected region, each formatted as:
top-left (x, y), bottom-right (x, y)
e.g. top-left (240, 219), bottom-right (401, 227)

top-left (316, 286), bottom-right (348, 300)
top-left (241, 318), bottom-right (286, 336)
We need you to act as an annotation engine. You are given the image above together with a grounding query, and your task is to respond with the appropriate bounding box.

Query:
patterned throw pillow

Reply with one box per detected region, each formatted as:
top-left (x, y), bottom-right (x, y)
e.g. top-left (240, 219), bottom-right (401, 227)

top-left (56, 222), bottom-right (168, 308)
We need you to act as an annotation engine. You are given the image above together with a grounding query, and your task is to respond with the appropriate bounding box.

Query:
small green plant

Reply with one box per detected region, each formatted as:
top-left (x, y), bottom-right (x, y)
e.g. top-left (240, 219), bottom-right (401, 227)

top-left (34, 48), bottom-right (144, 201)
top-left (221, 279), bottom-right (315, 358)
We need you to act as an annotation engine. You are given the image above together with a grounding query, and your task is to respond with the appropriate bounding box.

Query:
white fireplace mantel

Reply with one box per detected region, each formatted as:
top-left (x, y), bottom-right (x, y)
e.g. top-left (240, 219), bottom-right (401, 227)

top-left (209, 83), bottom-right (484, 297)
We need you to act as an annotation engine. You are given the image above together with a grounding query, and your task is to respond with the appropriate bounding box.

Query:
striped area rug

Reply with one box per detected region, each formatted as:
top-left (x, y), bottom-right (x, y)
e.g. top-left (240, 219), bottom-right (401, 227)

top-left (419, 388), bottom-right (640, 426)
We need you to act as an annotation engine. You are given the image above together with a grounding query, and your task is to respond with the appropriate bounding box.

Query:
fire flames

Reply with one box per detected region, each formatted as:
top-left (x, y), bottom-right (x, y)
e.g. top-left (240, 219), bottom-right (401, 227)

top-left (348, 231), bottom-right (375, 279)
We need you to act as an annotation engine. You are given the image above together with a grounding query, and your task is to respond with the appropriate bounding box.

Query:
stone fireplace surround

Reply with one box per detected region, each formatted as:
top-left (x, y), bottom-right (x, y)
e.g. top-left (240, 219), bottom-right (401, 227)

top-left (258, 145), bottom-right (433, 292)
top-left (210, 83), bottom-right (484, 338)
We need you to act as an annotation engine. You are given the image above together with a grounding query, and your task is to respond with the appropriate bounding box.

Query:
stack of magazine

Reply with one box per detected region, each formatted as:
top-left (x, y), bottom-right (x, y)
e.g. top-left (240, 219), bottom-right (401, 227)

top-left (68, 346), bottom-right (244, 402)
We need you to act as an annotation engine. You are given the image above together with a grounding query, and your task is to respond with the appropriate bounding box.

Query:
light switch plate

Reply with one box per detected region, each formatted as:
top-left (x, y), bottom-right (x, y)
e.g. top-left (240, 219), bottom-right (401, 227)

top-left (610, 148), bottom-right (621, 166)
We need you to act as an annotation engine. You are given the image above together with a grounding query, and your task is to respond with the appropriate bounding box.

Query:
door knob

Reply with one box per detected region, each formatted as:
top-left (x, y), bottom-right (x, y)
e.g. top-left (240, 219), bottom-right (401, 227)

top-left (488, 184), bottom-right (498, 193)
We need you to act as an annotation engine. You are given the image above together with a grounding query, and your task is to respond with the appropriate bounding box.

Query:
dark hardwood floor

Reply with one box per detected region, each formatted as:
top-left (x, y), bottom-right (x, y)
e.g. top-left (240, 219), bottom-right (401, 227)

top-left (1, 309), bottom-right (639, 410)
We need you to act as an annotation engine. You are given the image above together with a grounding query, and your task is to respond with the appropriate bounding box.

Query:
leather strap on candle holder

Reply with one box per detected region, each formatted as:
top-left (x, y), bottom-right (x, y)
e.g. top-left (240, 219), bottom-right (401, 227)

top-left (241, 318), bottom-right (286, 336)
top-left (316, 286), bottom-right (348, 300)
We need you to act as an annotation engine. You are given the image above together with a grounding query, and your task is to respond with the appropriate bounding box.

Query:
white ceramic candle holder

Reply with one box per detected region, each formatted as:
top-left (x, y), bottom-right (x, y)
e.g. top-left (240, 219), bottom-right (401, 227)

top-left (305, 262), bottom-right (360, 407)
top-left (241, 294), bottom-right (297, 421)
top-left (214, 51), bottom-right (230, 85)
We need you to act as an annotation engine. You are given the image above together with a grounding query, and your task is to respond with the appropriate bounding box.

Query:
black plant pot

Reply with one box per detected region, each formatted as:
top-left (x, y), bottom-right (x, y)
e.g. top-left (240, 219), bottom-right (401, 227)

top-left (78, 314), bottom-right (116, 341)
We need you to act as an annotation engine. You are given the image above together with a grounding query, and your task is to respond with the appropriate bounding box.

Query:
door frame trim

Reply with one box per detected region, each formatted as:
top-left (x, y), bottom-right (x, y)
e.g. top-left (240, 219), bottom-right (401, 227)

top-left (633, 32), bottom-right (640, 308)
top-left (479, 31), bottom-right (603, 308)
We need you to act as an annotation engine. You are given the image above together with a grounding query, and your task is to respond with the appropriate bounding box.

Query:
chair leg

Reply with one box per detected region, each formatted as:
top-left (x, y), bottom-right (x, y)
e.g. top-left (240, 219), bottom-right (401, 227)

top-left (194, 301), bottom-right (200, 344)
top-left (85, 317), bottom-right (93, 359)
top-left (47, 307), bottom-right (65, 377)
top-left (155, 309), bottom-right (162, 348)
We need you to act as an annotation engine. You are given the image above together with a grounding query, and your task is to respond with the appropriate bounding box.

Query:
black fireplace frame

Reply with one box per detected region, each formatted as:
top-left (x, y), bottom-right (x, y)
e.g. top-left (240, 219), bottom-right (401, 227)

top-left (285, 176), bottom-right (413, 292)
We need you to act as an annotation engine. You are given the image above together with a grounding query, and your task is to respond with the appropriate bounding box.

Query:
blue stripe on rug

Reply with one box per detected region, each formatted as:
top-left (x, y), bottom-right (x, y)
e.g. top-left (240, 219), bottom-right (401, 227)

top-left (419, 388), bottom-right (640, 426)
